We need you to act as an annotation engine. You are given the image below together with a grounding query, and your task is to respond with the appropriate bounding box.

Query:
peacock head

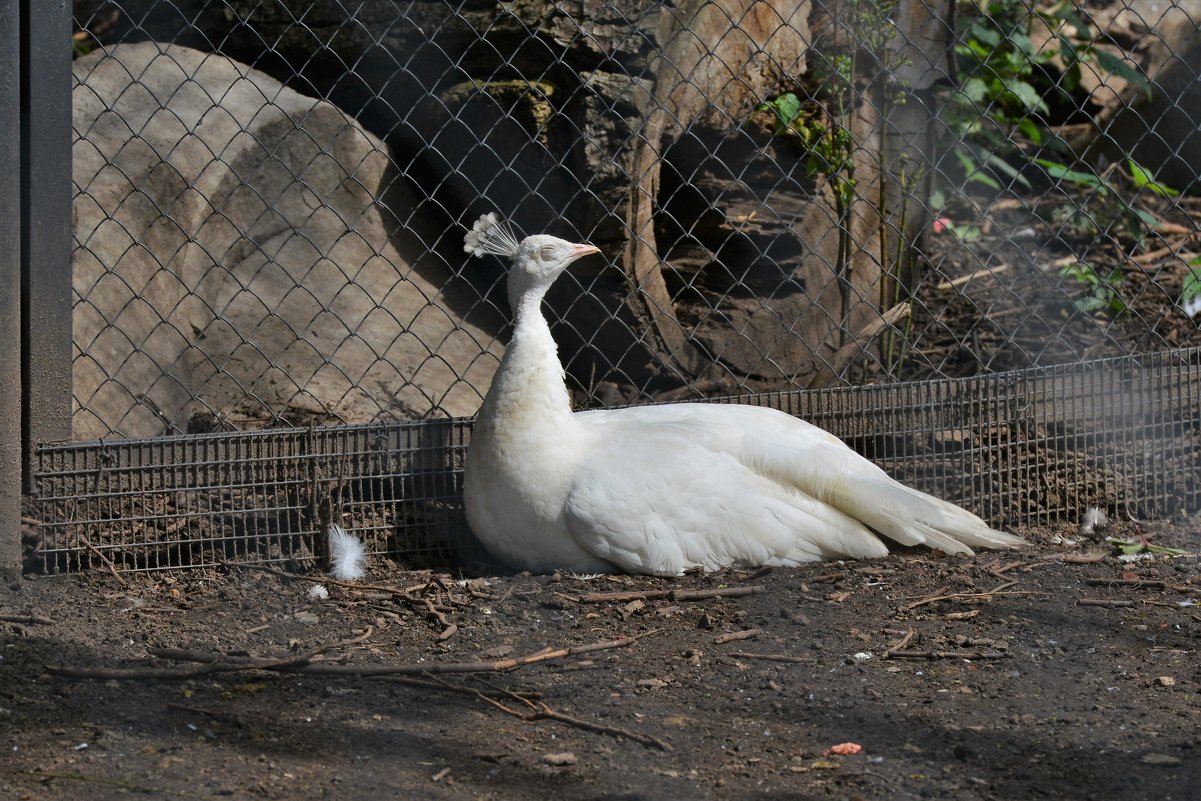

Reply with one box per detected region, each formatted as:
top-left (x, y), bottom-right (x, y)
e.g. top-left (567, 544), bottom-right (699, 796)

top-left (464, 213), bottom-right (599, 308)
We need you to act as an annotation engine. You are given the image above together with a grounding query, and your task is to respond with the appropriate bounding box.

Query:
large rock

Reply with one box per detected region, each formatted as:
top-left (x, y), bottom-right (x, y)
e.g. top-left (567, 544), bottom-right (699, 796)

top-left (72, 43), bottom-right (501, 439)
top-left (1069, 0), bottom-right (1201, 191)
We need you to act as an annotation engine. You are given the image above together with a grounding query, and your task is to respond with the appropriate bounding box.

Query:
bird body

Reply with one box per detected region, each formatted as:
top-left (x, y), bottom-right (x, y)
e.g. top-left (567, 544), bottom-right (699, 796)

top-left (462, 213), bottom-right (1024, 576)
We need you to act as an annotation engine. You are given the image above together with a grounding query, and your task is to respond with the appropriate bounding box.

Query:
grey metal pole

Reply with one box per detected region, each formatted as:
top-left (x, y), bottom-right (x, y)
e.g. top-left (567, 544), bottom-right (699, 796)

top-left (22, 0), bottom-right (73, 487)
top-left (0, 1), bottom-right (22, 581)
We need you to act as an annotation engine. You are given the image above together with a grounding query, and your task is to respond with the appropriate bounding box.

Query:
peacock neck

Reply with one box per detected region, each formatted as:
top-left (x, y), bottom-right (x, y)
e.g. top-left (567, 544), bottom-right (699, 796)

top-left (478, 288), bottom-right (575, 430)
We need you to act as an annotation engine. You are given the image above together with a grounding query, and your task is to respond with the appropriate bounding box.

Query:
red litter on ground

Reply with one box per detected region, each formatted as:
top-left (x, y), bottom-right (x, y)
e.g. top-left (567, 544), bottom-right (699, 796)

top-left (824, 742), bottom-right (863, 756)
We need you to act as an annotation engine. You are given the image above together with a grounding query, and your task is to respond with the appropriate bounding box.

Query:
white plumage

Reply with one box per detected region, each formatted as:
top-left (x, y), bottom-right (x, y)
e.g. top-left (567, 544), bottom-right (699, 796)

top-left (462, 214), bottom-right (1025, 576)
top-left (327, 523), bottom-right (366, 581)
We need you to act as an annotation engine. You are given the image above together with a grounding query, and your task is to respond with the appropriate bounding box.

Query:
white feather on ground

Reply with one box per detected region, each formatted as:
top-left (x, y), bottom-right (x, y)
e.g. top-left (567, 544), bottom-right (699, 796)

top-left (327, 524), bottom-right (366, 581)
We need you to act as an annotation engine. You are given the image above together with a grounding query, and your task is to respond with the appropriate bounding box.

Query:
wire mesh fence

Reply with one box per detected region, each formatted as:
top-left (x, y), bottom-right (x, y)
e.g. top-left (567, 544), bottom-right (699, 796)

top-left (38, 0), bottom-right (1201, 570)
top-left (31, 346), bottom-right (1201, 572)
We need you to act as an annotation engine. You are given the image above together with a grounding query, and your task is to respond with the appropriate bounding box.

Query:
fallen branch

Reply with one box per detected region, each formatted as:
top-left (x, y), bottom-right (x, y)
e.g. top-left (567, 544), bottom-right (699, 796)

top-left (47, 630), bottom-right (653, 681)
top-left (884, 650), bottom-right (1009, 660)
top-left (48, 628), bottom-right (374, 680)
top-left (936, 264), bottom-right (1010, 291)
top-left (1055, 553), bottom-right (1108, 564)
top-left (713, 628), bottom-right (761, 645)
top-left (1083, 578), bottom-right (1166, 589)
top-left (1077, 598), bottom-right (1135, 608)
top-left (577, 586), bottom-right (765, 604)
top-left (903, 582), bottom-right (1036, 610)
top-left (431, 675), bottom-right (671, 751)
top-left (882, 627), bottom-right (914, 658)
top-left (728, 652), bottom-right (815, 664)
top-left (229, 562), bottom-right (463, 636)
top-left (0, 613), bottom-right (54, 626)
top-left (79, 536), bottom-right (127, 586)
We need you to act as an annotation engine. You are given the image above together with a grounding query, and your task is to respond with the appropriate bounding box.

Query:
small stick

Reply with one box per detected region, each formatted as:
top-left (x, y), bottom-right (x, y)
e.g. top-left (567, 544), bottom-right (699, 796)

top-left (728, 652), bottom-right (815, 664)
top-left (885, 650), bottom-right (1009, 660)
top-left (229, 562), bottom-right (426, 598)
top-left (531, 703), bottom-right (672, 751)
top-left (1084, 578), bottom-right (1166, 588)
top-left (1056, 553), bottom-right (1108, 564)
top-left (577, 586), bottom-right (765, 604)
top-left (713, 628), bottom-right (762, 644)
top-left (439, 675), bottom-right (671, 751)
top-left (48, 631), bottom-right (653, 681)
top-left (943, 610), bottom-right (980, 621)
top-left (936, 263), bottom-right (1010, 291)
top-left (1077, 598), bottom-right (1135, 608)
top-left (78, 536), bottom-right (127, 586)
top-left (903, 588), bottom-right (1039, 610)
top-left (378, 675), bottom-right (541, 701)
top-left (988, 560), bottom-right (1025, 576)
top-left (671, 586), bottom-right (765, 601)
top-left (0, 613), bottom-right (55, 626)
top-left (165, 702), bottom-right (241, 724)
top-left (882, 627), bottom-right (914, 658)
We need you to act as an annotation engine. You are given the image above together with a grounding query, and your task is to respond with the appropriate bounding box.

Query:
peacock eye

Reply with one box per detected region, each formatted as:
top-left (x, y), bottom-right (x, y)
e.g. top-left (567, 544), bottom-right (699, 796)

top-left (539, 246), bottom-right (556, 261)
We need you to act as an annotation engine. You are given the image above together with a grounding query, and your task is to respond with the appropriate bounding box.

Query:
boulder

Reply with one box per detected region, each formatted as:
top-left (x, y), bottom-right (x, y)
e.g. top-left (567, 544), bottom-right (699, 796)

top-left (1071, 0), bottom-right (1201, 191)
top-left (72, 42), bottom-right (501, 439)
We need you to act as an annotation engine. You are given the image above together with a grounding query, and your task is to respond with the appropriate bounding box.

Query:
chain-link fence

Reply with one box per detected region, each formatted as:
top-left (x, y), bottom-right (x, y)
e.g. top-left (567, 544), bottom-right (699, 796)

top-left (27, 0), bottom-right (1201, 570)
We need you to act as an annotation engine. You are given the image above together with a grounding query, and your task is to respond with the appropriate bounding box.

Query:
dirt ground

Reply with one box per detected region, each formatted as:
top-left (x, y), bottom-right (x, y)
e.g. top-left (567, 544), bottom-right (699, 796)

top-left (2, 520), bottom-right (1199, 801)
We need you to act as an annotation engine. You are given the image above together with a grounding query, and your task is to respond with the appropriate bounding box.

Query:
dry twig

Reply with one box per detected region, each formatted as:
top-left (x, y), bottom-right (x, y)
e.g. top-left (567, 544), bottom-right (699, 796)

top-left (885, 650), bottom-right (1009, 660)
top-left (713, 628), bottom-right (762, 645)
top-left (577, 586), bottom-right (764, 604)
top-left (427, 674), bottom-right (671, 751)
top-left (79, 536), bottom-right (126, 586)
top-left (727, 652), bottom-right (814, 664)
top-left (47, 630), bottom-right (654, 681)
top-left (882, 627), bottom-right (915, 658)
top-left (0, 613), bottom-right (54, 626)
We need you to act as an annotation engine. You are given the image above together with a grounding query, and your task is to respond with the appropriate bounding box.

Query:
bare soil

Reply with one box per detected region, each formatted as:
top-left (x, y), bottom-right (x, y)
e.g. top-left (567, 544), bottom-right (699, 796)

top-left (3, 521), bottom-right (1199, 801)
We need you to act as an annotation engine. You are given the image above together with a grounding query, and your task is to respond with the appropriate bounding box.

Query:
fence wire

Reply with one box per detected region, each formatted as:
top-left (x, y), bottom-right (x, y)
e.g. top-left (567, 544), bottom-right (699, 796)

top-left (31, 347), bottom-right (1201, 572)
top-left (41, 0), bottom-right (1201, 569)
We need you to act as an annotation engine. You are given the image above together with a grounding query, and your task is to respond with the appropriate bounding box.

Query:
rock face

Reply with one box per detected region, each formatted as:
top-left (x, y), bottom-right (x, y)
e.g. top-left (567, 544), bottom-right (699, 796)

top-left (72, 43), bottom-right (502, 439)
top-left (1100, 2), bottom-right (1201, 192)
top-left (89, 0), bottom-right (935, 398)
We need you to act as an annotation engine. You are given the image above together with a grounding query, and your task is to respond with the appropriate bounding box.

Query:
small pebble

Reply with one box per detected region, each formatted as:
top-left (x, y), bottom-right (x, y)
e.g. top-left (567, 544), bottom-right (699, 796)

top-left (1156, 676), bottom-right (1176, 687)
top-left (543, 752), bottom-right (578, 767)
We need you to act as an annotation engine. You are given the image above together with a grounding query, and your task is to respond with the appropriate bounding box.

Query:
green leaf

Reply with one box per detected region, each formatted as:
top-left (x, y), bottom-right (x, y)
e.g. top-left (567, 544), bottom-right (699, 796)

top-left (972, 25), bottom-right (1001, 48)
top-left (1108, 538), bottom-right (1189, 557)
top-left (1007, 80), bottom-right (1049, 115)
top-left (984, 152), bottom-right (1032, 189)
top-left (1127, 159), bottom-right (1180, 197)
top-left (1181, 267), bottom-right (1201, 303)
top-left (956, 149), bottom-right (1000, 189)
top-left (1131, 206), bottom-right (1160, 229)
top-left (1092, 50), bottom-right (1150, 97)
top-left (960, 77), bottom-right (990, 104)
top-left (1034, 158), bottom-right (1104, 189)
top-left (1017, 117), bottom-right (1043, 143)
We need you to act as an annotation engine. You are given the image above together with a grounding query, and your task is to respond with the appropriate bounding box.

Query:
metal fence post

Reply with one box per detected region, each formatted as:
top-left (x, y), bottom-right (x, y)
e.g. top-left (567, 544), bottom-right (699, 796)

top-left (0, 0), bottom-right (73, 579)
top-left (0, 0), bottom-right (21, 580)
top-left (22, 0), bottom-right (73, 479)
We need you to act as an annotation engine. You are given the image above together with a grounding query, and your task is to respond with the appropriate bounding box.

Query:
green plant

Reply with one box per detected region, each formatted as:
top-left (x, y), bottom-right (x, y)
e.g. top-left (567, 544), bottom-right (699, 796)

top-left (1035, 158), bottom-right (1165, 240)
top-left (758, 84), bottom-right (858, 347)
top-left (1058, 262), bottom-right (1125, 315)
top-left (1182, 262), bottom-right (1201, 317)
top-left (943, 0), bottom-right (1148, 190)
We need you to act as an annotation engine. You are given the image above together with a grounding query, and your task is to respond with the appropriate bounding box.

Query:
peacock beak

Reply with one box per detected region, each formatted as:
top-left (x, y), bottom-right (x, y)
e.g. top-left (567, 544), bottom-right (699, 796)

top-left (571, 243), bottom-right (600, 259)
